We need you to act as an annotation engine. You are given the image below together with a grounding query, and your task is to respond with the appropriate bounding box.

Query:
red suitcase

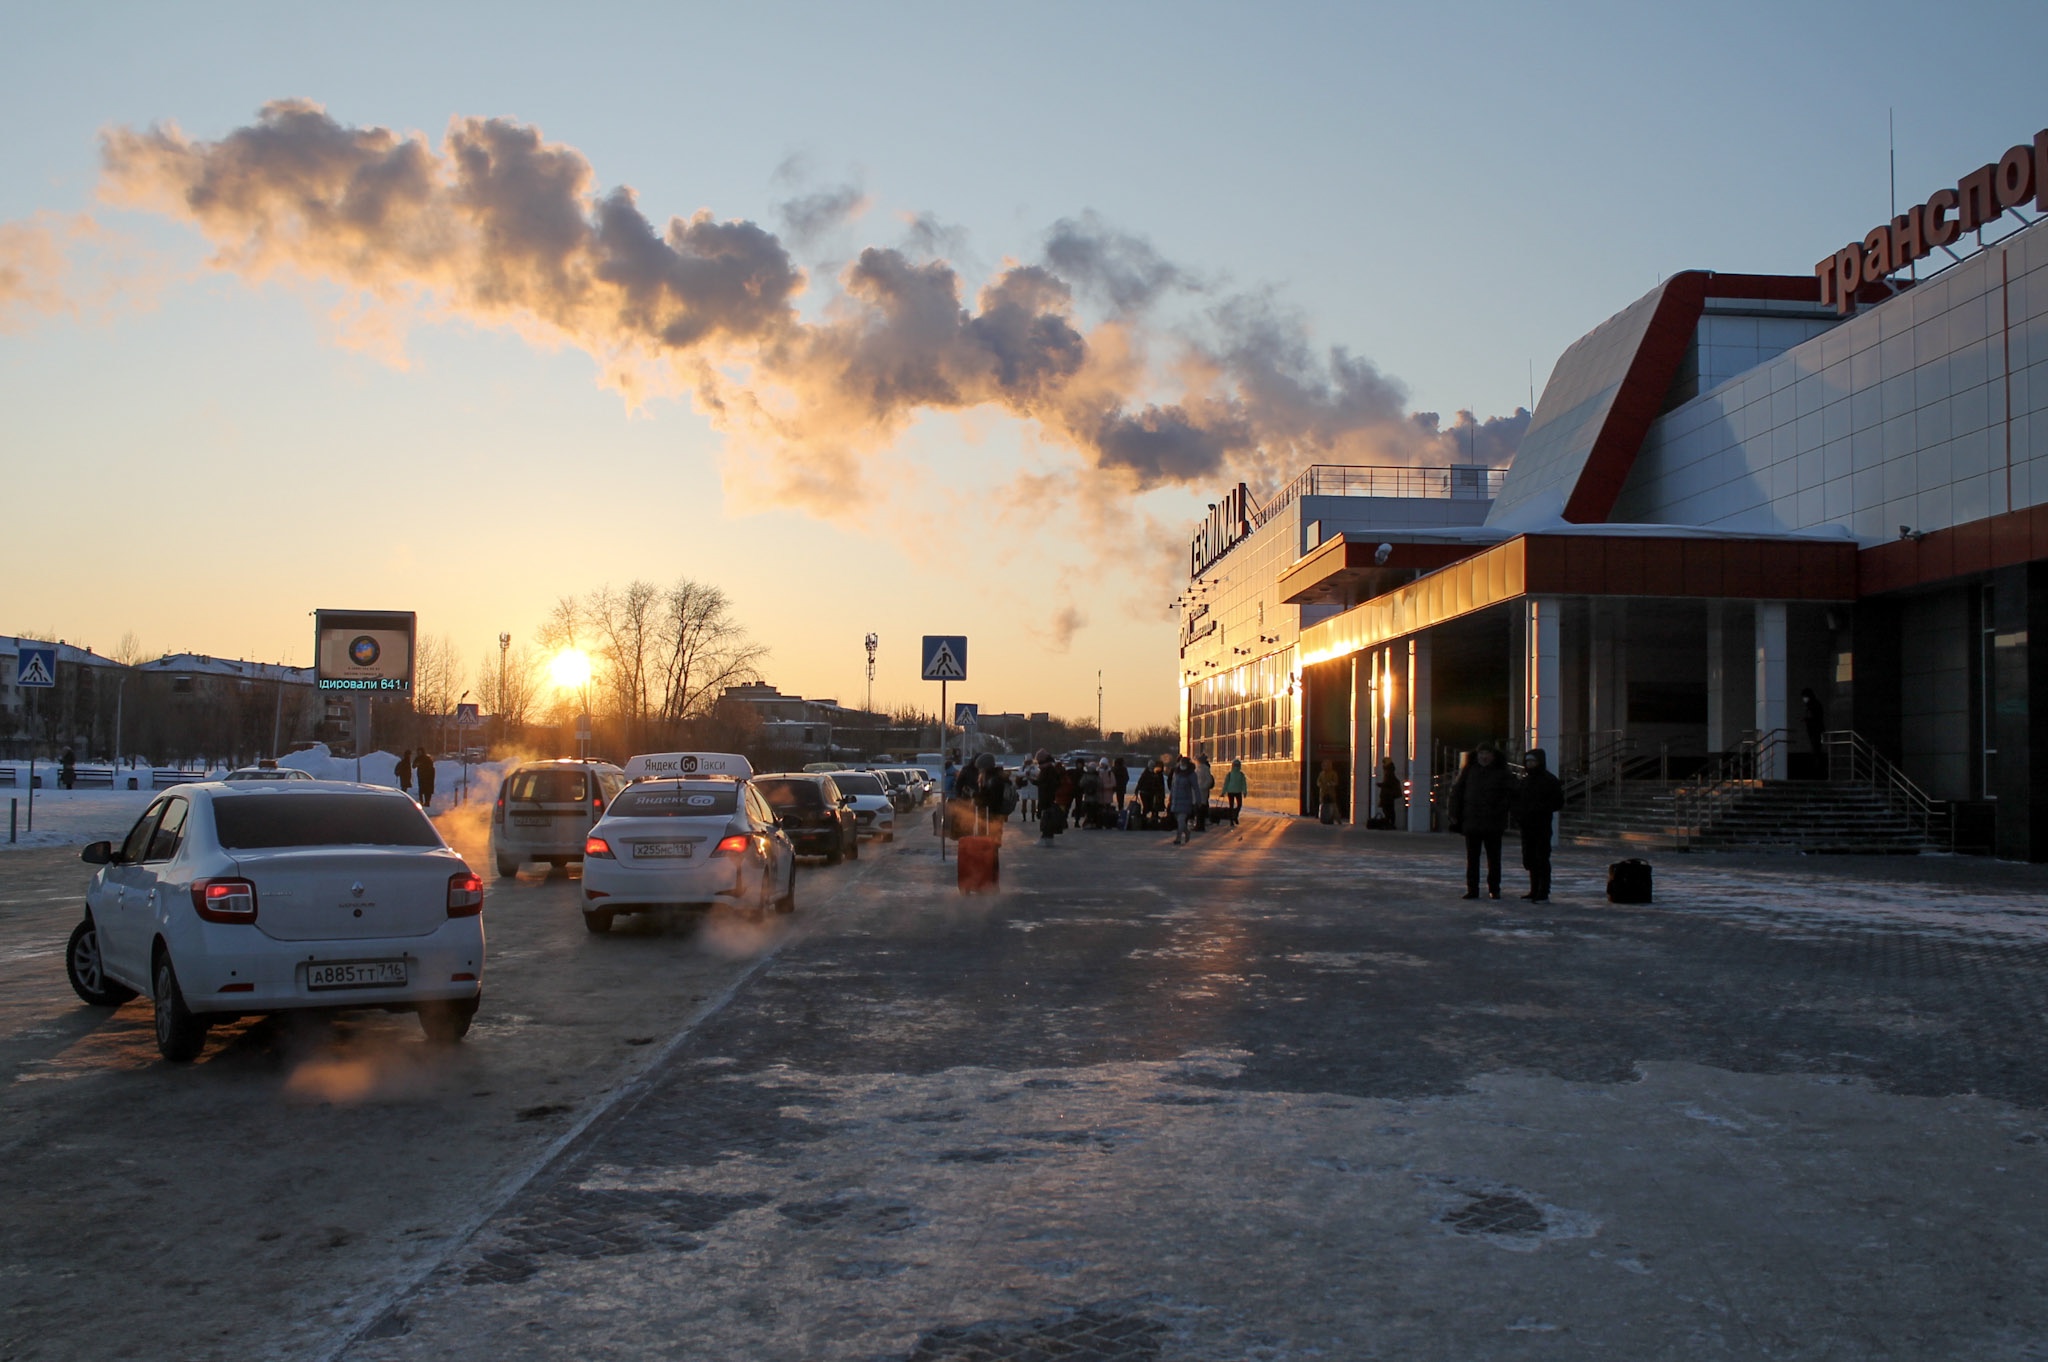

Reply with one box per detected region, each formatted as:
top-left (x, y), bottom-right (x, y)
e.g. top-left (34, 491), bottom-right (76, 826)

top-left (956, 835), bottom-right (999, 894)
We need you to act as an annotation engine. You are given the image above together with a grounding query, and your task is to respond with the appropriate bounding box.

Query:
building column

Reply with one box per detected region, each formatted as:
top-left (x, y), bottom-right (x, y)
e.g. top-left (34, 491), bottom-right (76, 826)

top-left (1524, 596), bottom-right (1562, 758)
top-left (1407, 634), bottom-right (1433, 832)
top-left (1349, 652), bottom-right (1370, 826)
top-left (1755, 601), bottom-right (1788, 779)
top-left (1706, 601), bottom-right (1728, 753)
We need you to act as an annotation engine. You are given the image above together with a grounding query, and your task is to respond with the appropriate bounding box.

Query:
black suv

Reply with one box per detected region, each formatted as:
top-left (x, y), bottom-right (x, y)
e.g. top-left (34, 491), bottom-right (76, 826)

top-left (751, 773), bottom-right (859, 864)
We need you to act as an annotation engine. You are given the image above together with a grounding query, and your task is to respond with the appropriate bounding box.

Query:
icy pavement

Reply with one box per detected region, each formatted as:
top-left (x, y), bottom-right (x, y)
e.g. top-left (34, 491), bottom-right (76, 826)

top-left (331, 819), bottom-right (2048, 1361)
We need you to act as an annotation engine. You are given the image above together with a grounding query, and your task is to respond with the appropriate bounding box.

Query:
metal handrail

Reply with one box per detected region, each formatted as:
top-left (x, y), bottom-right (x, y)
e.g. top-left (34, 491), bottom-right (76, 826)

top-left (1821, 729), bottom-right (1943, 846)
top-left (1671, 728), bottom-right (1789, 850)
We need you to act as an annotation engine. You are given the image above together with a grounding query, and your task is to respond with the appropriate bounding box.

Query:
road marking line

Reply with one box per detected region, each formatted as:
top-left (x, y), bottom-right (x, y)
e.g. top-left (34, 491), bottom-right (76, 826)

top-left (312, 847), bottom-right (888, 1362)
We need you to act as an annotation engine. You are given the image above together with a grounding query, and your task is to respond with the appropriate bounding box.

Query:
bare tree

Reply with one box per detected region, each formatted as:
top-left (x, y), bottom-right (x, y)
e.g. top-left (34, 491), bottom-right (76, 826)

top-left (112, 630), bottom-right (150, 665)
top-left (654, 578), bottom-right (767, 726)
top-left (587, 581), bottom-right (661, 742)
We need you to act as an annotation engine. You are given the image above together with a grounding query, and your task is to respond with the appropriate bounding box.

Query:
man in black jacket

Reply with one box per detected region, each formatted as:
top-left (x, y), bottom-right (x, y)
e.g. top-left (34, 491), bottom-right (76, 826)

top-left (1447, 745), bottom-right (1513, 900)
top-left (1514, 748), bottom-right (1565, 903)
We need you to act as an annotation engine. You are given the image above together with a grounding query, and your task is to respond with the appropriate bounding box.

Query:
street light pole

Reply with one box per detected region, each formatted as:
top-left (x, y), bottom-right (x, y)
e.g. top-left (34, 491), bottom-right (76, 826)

top-left (864, 633), bottom-right (878, 716)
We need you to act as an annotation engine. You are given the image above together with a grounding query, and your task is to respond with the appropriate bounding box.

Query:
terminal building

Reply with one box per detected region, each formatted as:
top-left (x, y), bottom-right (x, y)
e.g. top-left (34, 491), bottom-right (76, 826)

top-left (1179, 130), bottom-right (2048, 859)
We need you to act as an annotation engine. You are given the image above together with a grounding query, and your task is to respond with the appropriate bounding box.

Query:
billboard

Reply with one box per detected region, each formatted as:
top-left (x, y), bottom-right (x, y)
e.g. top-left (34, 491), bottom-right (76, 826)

top-left (314, 609), bottom-right (416, 693)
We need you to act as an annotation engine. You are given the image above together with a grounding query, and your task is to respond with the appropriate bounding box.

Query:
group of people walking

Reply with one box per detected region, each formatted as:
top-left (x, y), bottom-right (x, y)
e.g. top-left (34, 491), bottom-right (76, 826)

top-left (393, 748), bottom-right (437, 811)
top-left (943, 750), bottom-right (1251, 848)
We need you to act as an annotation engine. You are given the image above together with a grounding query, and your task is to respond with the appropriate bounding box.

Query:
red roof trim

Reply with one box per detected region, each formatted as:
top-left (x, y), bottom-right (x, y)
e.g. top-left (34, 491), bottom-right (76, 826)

top-left (1560, 272), bottom-right (1823, 523)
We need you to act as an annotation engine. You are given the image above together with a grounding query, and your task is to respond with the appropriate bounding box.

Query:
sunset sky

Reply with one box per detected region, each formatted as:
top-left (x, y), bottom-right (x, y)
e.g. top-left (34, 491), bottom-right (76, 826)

top-left (2, 1), bottom-right (2039, 727)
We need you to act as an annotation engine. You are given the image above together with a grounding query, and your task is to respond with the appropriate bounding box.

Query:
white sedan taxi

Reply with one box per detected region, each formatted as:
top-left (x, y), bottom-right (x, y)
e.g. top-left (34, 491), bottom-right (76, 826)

top-left (67, 781), bottom-right (485, 1062)
top-left (579, 778), bottom-right (795, 933)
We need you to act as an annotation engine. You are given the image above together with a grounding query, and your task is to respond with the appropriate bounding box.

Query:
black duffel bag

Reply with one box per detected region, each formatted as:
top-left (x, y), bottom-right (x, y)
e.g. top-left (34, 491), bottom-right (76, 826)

top-left (1607, 858), bottom-right (1653, 904)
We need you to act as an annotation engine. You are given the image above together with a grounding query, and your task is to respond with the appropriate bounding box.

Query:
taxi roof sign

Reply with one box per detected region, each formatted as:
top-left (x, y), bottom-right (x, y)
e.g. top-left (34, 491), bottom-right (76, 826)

top-left (623, 751), bottom-right (754, 780)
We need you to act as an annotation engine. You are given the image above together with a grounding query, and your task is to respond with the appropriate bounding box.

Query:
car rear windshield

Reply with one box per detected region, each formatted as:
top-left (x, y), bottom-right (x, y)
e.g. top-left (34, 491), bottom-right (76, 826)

top-left (610, 786), bottom-right (738, 817)
top-left (834, 773), bottom-right (886, 795)
top-left (507, 768), bottom-right (588, 803)
top-left (753, 778), bottom-right (825, 809)
top-left (213, 794), bottom-right (442, 849)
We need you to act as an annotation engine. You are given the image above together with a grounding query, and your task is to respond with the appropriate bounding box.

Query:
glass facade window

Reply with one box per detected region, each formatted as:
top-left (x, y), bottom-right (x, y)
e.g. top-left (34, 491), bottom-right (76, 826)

top-left (1188, 652), bottom-right (1295, 763)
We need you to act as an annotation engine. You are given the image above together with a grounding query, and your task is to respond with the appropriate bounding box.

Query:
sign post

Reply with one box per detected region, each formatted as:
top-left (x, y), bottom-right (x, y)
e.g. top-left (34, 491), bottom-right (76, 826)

top-left (921, 636), bottom-right (968, 861)
top-left (16, 647), bottom-right (55, 832)
top-left (456, 700), bottom-right (480, 804)
top-left (314, 609), bottom-right (416, 784)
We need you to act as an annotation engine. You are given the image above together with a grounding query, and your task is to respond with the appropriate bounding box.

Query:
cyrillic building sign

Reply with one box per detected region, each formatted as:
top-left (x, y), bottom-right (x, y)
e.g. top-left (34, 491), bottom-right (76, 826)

top-left (1817, 129), bottom-right (2047, 315)
top-left (1190, 482), bottom-right (1253, 578)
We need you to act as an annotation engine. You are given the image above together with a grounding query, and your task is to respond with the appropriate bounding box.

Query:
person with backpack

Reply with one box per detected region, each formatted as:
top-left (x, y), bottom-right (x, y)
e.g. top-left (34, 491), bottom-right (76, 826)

top-left (972, 754), bottom-right (1012, 841)
top-left (415, 749), bottom-right (437, 811)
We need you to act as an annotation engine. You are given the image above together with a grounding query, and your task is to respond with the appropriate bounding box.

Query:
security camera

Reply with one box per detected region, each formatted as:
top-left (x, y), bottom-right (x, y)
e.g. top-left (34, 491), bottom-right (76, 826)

top-left (1374, 543), bottom-right (1393, 565)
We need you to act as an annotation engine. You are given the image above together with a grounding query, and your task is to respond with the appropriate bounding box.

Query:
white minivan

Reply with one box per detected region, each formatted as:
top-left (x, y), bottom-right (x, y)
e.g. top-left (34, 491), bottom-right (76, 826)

top-left (490, 759), bottom-right (630, 877)
top-left (67, 781), bottom-right (486, 1061)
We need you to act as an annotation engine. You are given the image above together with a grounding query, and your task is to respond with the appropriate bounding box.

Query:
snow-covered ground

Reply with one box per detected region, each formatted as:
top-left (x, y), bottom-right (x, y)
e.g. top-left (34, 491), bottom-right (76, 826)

top-left (0, 744), bottom-right (511, 850)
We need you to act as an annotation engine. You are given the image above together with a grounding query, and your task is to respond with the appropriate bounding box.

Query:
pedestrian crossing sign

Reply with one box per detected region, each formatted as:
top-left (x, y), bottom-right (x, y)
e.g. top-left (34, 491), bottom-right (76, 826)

top-left (15, 647), bottom-right (56, 689)
top-left (921, 635), bottom-right (968, 681)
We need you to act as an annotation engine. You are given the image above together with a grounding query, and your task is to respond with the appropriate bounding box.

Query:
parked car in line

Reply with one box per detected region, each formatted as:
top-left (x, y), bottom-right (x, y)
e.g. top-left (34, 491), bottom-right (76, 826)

top-left (830, 770), bottom-right (897, 842)
top-left (490, 759), bottom-right (630, 877)
top-left (67, 782), bottom-right (485, 1061)
top-left (221, 764), bottom-right (316, 782)
top-left (578, 777), bottom-right (795, 933)
top-left (751, 773), bottom-right (859, 863)
top-left (873, 768), bottom-right (915, 811)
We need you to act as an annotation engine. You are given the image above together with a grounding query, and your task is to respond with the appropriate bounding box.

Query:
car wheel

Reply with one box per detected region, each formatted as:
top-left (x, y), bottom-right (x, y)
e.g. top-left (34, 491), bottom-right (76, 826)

top-left (496, 853), bottom-right (520, 877)
top-left (418, 995), bottom-right (479, 1043)
top-left (776, 864), bottom-right (796, 915)
top-left (151, 954), bottom-right (209, 1063)
top-left (583, 910), bottom-right (614, 934)
top-left (67, 917), bottom-right (137, 1007)
top-left (824, 838), bottom-right (843, 866)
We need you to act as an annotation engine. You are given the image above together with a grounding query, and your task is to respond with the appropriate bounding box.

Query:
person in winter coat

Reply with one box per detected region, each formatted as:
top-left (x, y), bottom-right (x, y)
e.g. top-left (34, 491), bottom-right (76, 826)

top-left (1801, 687), bottom-right (1827, 759)
top-left (415, 750), bottom-right (437, 811)
top-left (972, 754), bottom-right (1010, 841)
top-left (394, 749), bottom-right (414, 797)
top-left (60, 749), bottom-right (77, 790)
top-left (1135, 761), bottom-right (1166, 820)
top-left (1194, 754), bottom-right (1216, 832)
top-left (1034, 752), bottom-right (1064, 845)
top-left (1316, 760), bottom-right (1342, 823)
top-left (1111, 757), bottom-right (1130, 812)
top-left (1447, 745), bottom-right (1514, 899)
top-left (1514, 747), bottom-right (1565, 902)
top-left (1077, 764), bottom-right (1103, 828)
top-left (1168, 756), bottom-right (1200, 845)
top-left (1221, 758), bottom-right (1248, 823)
top-left (1377, 757), bottom-right (1402, 828)
top-left (1019, 760), bottom-right (1039, 820)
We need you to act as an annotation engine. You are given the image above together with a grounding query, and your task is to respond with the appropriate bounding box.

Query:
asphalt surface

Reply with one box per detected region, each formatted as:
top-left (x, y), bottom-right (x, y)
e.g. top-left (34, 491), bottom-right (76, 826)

top-left (0, 829), bottom-right (883, 1362)
top-left (279, 815), bottom-right (2048, 1362)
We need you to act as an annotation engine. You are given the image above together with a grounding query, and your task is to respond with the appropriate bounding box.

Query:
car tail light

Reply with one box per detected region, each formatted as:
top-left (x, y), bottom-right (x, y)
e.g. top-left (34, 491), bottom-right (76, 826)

top-left (494, 792), bottom-right (505, 826)
top-left (192, 878), bottom-right (258, 923)
top-left (447, 871), bottom-right (484, 916)
top-left (712, 834), bottom-right (751, 856)
top-left (592, 792), bottom-right (605, 816)
top-left (584, 836), bottom-right (615, 859)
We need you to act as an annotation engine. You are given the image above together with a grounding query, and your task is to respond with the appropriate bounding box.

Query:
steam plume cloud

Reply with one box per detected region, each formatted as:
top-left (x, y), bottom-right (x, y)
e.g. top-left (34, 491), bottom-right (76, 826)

top-left (95, 101), bottom-right (1519, 511)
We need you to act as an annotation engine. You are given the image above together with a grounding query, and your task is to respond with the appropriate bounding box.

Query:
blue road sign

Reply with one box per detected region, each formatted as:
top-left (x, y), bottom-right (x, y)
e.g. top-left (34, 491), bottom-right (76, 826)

top-left (15, 647), bottom-right (56, 689)
top-left (954, 702), bottom-right (978, 726)
top-left (456, 702), bottom-right (482, 727)
top-left (921, 635), bottom-right (967, 681)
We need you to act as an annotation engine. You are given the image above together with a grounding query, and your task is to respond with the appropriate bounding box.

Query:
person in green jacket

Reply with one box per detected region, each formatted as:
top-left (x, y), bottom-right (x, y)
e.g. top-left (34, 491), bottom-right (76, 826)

top-left (1221, 758), bottom-right (1248, 824)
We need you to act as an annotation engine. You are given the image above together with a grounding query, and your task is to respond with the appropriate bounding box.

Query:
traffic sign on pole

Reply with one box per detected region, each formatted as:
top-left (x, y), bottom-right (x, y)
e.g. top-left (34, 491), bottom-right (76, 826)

top-left (954, 702), bottom-right (978, 727)
top-left (15, 648), bottom-right (56, 689)
top-left (921, 636), bottom-right (967, 681)
top-left (456, 702), bottom-right (482, 728)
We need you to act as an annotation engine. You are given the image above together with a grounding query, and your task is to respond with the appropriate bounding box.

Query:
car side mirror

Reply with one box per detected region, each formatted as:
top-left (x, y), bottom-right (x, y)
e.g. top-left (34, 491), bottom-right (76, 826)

top-left (81, 841), bottom-right (113, 865)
